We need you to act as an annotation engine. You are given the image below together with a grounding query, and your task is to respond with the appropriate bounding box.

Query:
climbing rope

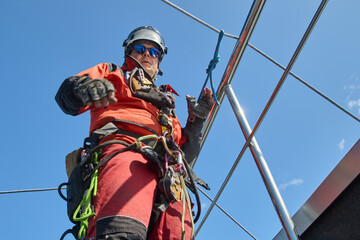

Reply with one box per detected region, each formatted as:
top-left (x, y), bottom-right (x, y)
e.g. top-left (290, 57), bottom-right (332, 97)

top-left (72, 151), bottom-right (99, 240)
top-left (161, 0), bottom-right (360, 123)
top-left (199, 30), bottom-right (224, 105)
top-left (180, 175), bottom-right (195, 240)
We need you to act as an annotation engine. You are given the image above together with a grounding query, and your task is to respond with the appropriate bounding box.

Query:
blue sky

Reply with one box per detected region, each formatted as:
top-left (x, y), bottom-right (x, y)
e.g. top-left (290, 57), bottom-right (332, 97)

top-left (0, 0), bottom-right (359, 239)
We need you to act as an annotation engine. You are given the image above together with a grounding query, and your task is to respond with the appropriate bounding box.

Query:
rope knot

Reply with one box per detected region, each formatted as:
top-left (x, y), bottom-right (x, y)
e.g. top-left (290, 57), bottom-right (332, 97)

top-left (206, 56), bottom-right (220, 74)
top-left (199, 30), bottom-right (224, 106)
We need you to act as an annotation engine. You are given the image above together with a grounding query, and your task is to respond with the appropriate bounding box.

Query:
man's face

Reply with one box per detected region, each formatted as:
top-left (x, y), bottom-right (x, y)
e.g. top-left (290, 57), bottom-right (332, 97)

top-left (130, 42), bottom-right (160, 78)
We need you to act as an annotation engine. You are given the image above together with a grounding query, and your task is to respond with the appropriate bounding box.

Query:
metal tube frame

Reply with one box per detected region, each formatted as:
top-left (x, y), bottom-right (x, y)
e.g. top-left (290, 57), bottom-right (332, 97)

top-left (195, 0), bottom-right (268, 234)
top-left (193, 0), bottom-right (268, 163)
top-left (194, 0), bottom-right (329, 239)
top-left (225, 85), bottom-right (299, 239)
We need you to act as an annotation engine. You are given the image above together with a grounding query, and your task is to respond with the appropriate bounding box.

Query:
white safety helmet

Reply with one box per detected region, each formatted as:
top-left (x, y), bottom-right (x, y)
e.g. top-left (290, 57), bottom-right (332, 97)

top-left (123, 26), bottom-right (168, 62)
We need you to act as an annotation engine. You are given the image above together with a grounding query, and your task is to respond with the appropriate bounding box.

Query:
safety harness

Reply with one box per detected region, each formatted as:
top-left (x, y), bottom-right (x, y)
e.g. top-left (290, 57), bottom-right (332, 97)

top-left (59, 64), bottom-right (209, 240)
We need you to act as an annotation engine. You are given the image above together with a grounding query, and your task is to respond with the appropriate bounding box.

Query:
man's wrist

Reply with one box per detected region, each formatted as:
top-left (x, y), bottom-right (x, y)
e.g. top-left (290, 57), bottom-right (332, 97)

top-left (185, 115), bottom-right (206, 133)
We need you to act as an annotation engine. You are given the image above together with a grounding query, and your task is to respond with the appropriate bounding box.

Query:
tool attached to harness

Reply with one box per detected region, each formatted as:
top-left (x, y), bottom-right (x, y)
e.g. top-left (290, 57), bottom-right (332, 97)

top-left (129, 67), bottom-right (153, 93)
top-left (58, 124), bottom-right (136, 240)
top-left (159, 165), bottom-right (182, 203)
top-left (159, 151), bottom-right (186, 203)
top-left (58, 150), bottom-right (96, 240)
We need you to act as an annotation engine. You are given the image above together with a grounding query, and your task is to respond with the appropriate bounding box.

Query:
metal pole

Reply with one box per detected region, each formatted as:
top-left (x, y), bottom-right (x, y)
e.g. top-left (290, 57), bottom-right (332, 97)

top-left (196, 0), bottom-right (329, 237)
top-left (195, 85), bottom-right (299, 239)
top-left (244, 0), bottom-right (329, 142)
top-left (196, 0), bottom-right (329, 168)
top-left (224, 85), bottom-right (299, 239)
top-left (195, 1), bottom-right (329, 237)
top-left (192, 0), bottom-right (268, 167)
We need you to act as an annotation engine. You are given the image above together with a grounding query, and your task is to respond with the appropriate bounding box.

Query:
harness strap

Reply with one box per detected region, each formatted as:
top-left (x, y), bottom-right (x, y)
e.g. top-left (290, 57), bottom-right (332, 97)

top-left (91, 143), bottom-right (135, 174)
top-left (82, 140), bottom-right (134, 181)
top-left (71, 141), bottom-right (141, 240)
top-left (74, 132), bottom-right (202, 239)
top-left (113, 119), bottom-right (159, 135)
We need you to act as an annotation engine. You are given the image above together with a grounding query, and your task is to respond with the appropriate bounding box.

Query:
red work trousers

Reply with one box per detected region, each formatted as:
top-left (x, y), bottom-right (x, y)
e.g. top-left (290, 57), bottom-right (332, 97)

top-left (85, 143), bottom-right (193, 240)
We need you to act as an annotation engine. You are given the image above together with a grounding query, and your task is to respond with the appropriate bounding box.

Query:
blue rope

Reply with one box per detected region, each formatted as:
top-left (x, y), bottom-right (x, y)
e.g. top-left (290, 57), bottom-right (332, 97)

top-left (199, 30), bottom-right (224, 105)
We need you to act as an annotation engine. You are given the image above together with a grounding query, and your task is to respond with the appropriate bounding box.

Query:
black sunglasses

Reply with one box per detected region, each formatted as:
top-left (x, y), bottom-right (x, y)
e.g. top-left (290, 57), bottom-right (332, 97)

top-left (134, 44), bottom-right (161, 58)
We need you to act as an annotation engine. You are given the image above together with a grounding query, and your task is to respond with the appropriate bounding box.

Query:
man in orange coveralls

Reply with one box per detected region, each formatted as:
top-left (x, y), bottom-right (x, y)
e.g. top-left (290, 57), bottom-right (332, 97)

top-left (56, 26), bottom-right (213, 240)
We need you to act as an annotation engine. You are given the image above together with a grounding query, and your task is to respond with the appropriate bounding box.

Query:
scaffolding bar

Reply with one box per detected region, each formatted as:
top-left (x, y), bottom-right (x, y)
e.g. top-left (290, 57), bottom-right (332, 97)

top-left (225, 85), bottom-right (299, 239)
top-left (209, 1), bottom-right (329, 238)
top-left (244, 0), bottom-right (329, 143)
top-left (194, 0), bottom-right (268, 234)
top-left (195, 0), bottom-right (329, 238)
top-left (193, 0), bottom-right (267, 167)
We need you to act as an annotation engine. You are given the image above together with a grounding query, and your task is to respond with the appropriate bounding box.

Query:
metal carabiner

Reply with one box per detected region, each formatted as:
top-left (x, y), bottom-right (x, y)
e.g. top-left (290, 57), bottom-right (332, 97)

top-left (169, 151), bottom-right (187, 177)
top-left (138, 68), bottom-right (145, 83)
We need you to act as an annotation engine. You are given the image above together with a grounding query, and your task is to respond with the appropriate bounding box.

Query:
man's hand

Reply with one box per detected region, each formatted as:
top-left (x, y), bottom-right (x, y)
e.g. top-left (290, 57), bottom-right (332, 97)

top-left (186, 87), bottom-right (214, 119)
top-left (75, 78), bottom-right (117, 109)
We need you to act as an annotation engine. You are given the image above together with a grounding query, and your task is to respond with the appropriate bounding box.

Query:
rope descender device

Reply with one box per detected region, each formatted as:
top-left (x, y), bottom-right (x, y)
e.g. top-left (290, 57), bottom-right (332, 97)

top-left (159, 150), bottom-right (186, 203)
